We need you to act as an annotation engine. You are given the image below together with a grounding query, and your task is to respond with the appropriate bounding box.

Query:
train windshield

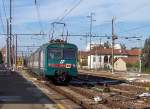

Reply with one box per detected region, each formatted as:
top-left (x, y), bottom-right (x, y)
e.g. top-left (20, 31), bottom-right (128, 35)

top-left (48, 48), bottom-right (76, 59)
top-left (63, 48), bottom-right (76, 59)
top-left (49, 48), bottom-right (62, 59)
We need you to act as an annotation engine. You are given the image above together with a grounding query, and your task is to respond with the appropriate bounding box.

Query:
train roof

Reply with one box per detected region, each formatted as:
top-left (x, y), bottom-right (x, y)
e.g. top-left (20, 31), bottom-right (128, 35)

top-left (41, 42), bottom-right (77, 49)
top-left (29, 41), bottom-right (77, 57)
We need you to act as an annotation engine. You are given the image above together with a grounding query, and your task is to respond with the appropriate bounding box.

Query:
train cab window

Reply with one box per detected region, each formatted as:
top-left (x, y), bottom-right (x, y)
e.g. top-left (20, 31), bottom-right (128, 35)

top-left (49, 48), bottom-right (62, 59)
top-left (63, 48), bottom-right (76, 59)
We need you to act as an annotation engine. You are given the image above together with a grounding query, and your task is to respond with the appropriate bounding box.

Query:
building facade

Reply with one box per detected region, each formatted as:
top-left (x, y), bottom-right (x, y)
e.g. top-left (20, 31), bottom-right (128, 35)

top-left (114, 58), bottom-right (127, 71)
top-left (87, 48), bottom-right (128, 69)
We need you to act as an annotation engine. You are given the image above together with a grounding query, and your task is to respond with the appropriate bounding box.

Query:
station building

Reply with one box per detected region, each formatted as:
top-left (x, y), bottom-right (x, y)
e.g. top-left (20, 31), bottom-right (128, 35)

top-left (79, 47), bottom-right (141, 71)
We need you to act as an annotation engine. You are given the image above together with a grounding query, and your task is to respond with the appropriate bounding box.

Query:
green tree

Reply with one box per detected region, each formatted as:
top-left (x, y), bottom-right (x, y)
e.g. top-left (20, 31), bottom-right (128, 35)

top-left (143, 37), bottom-right (150, 68)
top-left (121, 44), bottom-right (126, 50)
top-left (104, 41), bottom-right (110, 48)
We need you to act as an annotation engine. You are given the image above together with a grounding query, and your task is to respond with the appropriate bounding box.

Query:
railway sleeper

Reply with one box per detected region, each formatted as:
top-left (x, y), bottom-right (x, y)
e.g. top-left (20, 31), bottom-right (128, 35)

top-left (47, 84), bottom-right (109, 109)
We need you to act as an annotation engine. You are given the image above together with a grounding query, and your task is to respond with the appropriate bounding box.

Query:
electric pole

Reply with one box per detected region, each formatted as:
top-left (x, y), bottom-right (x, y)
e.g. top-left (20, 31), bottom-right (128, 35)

top-left (111, 17), bottom-right (117, 74)
top-left (6, 38), bottom-right (8, 66)
top-left (87, 12), bottom-right (95, 70)
top-left (85, 33), bottom-right (88, 47)
top-left (13, 35), bottom-right (15, 68)
top-left (9, 0), bottom-right (12, 67)
top-left (15, 35), bottom-right (17, 68)
top-left (6, 19), bottom-right (10, 67)
top-left (99, 38), bottom-right (102, 68)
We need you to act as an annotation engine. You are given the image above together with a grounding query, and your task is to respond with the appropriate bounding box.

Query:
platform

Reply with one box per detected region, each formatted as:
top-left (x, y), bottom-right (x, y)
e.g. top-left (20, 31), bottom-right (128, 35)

top-left (0, 65), bottom-right (58, 109)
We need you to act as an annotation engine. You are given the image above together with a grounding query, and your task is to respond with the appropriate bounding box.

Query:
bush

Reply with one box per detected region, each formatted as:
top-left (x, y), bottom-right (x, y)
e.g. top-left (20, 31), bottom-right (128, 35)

top-left (126, 63), bottom-right (139, 68)
top-left (141, 63), bottom-right (150, 73)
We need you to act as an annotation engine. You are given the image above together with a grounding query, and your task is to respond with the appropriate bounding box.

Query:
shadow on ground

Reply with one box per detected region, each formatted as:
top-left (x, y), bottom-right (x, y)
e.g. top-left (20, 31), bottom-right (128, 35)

top-left (70, 74), bottom-right (126, 87)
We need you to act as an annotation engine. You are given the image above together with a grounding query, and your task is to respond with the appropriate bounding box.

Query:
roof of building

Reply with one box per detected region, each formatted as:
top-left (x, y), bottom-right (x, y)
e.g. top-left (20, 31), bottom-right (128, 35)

top-left (115, 57), bottom-right (139, 64)
top-left (79, 47), bottom-right (141, 56)
top-left (78, 51), bottom-right (89, 57)
top-left (90, 48), bottom-right (128, 55)
top-left (126, 49), bottom-right (141, 56)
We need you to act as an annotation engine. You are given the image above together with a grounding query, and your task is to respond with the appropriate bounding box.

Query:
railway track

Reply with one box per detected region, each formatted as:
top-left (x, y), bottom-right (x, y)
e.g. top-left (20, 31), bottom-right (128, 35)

top-left (19, 69), bottom-right (150, 109)
top-left (71, 74), bottom-right (150, 109)
top-left (79, 70), bottom-right (150, 88)
top-left (19, 69), bottom-right (82, 109)
top-left (46, 84), bottom-right (109, 109)
top-left (69, 82), bottom-right (150, 109)
top-left (94, 85), bottom-right (150, 108)
top-left (21, 69), bottom-right (111, 109)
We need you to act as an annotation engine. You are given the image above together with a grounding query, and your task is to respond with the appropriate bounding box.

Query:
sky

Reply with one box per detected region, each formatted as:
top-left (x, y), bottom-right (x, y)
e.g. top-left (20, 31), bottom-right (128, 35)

top-left (0, 0), bottom-right (150, 54)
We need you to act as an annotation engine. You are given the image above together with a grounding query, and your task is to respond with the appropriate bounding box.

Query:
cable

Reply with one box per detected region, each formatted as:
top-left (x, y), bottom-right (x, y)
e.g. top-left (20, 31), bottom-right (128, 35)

top-left (55, 0), bottom-right (80, 21)
top-left (118, 1), bottom-right (150, 20)
top-left (116, 1), bottom-right (150, 34)
top-left (34, 0), bottom-right (45, 34)
top-left (120, 24), bottom-right (150, 33)
top-left (58, 0), bottom-right (84, 22)
top-left (34, 0), bottom-right (46, 42)
top-left (49, 0), bottom-right (83, 41)
top-left (0, 8), bottom-right (5, 33)
top-left (1, 0), bottom-right (7, 19)
top-left (55, 9), bottom-right (68, 22)
top-left (12, 0), bottom-right (15, 25)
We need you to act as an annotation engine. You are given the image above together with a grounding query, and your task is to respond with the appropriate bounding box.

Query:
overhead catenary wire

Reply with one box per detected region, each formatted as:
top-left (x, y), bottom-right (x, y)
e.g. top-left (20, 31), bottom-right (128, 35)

top-left (1, 0), bottom-right (7, 20)
top-left (120, 24), bottom-right (150, 33)
top-left (12, 0), bottom-right (15, 26)
top-left (118, 1), bottom-right (150, 20)
top-left (0, 0), bottom-right (7, 34)
top-left (58, 0), bottom-right (84, 22)
top-left (0, 8), bottom-right (6, 33)
top-left (116, 1), bottom-right (150, 34)
top-left (34, 0), bottom-right (45, 34)
top-left (49, 0), bottom-right (83, 41)
top-left (54, 1), bottom-right (75, 21)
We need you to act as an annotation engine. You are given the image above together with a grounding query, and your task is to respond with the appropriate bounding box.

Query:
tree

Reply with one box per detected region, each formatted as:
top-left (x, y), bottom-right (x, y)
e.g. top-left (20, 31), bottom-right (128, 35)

top-left (104, 41), bottom-right (110, 48)
top-left (131, 47), bottom-right (139, 49)
top-left (142, 37), bottom-right (150, 68)
top-left (121, 44), bottom-right (126, 50)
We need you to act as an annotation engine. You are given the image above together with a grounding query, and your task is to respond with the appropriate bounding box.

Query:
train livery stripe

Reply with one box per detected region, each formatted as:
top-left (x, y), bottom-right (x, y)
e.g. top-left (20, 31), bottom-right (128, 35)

top-left (48, 64), bottom-right (72, 68)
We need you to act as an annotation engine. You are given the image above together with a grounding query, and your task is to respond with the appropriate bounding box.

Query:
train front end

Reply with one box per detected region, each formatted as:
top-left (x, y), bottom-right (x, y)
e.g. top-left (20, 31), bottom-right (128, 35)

top-left (46, 42), bottom-right (78, 83)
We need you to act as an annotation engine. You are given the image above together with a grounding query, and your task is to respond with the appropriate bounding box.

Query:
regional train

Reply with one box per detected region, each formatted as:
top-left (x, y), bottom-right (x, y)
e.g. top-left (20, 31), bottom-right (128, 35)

top-left (27, 39), bottom-right (78, 83)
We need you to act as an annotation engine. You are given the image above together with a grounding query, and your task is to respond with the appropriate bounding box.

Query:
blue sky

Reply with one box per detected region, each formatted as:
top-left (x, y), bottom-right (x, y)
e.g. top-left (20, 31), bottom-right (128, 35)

top-left (0, 0), bottom-right (150, 53)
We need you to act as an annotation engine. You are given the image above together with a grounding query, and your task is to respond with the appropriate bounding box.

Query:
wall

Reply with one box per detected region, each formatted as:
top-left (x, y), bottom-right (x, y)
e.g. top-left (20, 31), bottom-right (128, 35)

top-left (114, 59), bottom-right (127, 71)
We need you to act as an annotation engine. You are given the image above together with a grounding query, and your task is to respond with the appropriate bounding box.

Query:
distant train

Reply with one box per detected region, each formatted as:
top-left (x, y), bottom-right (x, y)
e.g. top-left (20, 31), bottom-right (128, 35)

top-left (27, 39), bottom-right (78, 83)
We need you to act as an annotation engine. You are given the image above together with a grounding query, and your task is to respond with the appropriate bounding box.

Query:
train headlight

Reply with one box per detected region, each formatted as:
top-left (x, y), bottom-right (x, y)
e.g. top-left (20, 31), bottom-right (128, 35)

top-left (66, 64), bottom-right (71, 68)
